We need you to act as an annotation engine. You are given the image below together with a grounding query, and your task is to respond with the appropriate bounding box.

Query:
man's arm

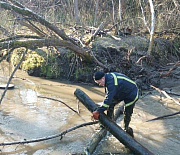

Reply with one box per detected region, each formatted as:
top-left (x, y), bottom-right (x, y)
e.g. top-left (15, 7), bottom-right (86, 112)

top-left (93, 84), bottom-right (117, 120)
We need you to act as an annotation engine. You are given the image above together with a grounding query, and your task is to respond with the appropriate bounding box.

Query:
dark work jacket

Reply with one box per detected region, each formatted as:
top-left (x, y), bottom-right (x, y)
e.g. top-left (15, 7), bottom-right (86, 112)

top-left (97, 72), bottom-right (138, 113)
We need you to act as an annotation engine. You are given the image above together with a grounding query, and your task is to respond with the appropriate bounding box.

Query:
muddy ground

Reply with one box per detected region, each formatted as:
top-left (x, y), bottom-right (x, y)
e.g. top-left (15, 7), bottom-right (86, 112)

top-left (0, 63), bottom-right (179, 154)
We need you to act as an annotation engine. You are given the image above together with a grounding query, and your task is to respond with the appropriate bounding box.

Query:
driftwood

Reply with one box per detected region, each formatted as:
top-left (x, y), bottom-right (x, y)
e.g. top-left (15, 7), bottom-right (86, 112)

top-left (0, 121), bottom-right (98, 146)
top-left (146, 111), bottom-right (180, 122)
top-left (150, 85), bottom-right (180, 106)
top-left (37, 96), bottom-right (79, 114)
top-left (85, 105), bottom-right (124, 154)
top-left (74, 88), bottom-right (153, 155)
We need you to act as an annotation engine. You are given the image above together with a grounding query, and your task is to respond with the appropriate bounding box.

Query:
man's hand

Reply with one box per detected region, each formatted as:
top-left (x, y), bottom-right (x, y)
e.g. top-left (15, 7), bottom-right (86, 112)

top-left (92, 111), bottom-right (100, 120)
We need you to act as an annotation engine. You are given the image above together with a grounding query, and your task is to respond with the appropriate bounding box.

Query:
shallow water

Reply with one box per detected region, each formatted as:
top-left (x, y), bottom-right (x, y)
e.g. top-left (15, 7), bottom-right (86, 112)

top-left (0, 68), bottom-right (180, 155)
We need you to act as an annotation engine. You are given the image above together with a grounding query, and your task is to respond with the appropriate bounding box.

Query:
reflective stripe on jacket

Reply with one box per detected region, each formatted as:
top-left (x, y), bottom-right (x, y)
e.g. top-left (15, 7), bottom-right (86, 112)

top-left (97, 72), bottom-right (138, 113)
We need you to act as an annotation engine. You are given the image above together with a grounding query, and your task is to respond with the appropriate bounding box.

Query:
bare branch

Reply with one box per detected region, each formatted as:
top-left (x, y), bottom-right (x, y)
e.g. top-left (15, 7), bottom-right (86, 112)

top-left (0, 48), bottom-right (27, 104)
top-left (37, 96), bottom-right (79, 114)
top-left (150, 85), bottom-right (180, 106)
top-left (0, 39), bottom-right (90, 60)
top-left (0, 1), bottom-right (75, 43)
top-left (146, 111), bottom-right (180, 122)
top-left (0, 121), bottom-right (98, 146)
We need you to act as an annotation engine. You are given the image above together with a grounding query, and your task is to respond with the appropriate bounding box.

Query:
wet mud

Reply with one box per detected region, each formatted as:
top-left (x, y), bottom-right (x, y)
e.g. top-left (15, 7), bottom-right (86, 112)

top-left (0, 68), bottom-right (180, 155)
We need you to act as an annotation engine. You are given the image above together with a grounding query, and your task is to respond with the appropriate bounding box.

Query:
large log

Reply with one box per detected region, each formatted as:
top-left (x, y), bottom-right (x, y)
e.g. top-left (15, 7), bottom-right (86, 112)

top-left (74, 88), bottom-right (153, 155)
top-left (85, 105), bottom-right (124, 154)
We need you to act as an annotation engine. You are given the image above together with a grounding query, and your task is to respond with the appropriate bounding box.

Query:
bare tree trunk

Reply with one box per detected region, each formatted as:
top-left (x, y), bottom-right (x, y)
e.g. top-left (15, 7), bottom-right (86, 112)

top-left (119, 0), bottom-right (122, 22)
top-left (139, 0), bottom-right (150, 33)
top-left (147, 0), bottom-right (155, 55)
top-left (94, 0), bottom-right (99, 27)
top-left (112, 0), bottom-right (115, 24)
top-left (65, 0), bottom-right (74, 21)
top-left (74, 0), bottom-right (80, 24)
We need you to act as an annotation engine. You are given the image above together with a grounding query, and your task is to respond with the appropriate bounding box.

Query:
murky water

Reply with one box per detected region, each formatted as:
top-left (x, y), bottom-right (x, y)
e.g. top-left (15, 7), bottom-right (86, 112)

top-left (0, 66), bottom-right (180, 155)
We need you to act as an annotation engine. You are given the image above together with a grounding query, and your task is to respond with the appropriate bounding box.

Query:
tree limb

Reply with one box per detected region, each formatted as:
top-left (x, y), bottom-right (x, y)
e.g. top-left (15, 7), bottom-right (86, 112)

top-left (0, 1), bottom-right (75, 43)
top-left (160, 61), bottom-right (180, 77)
top-left (0, 121), bottom-right (98, 146)
top-left (150, 85), bottom-right (180, 106)
top-left (85, 22), bottom-right (104, 46)
top-left (146, 111), bottom-right (180, 122)
top-left (0, 38), bottom-right (91, 61)
top-left (0, 48), bottom-right (27, 104)
top-left (0, 35), bottom-right (42, 43)
top-left (37, 96), bottom-right (79, 114)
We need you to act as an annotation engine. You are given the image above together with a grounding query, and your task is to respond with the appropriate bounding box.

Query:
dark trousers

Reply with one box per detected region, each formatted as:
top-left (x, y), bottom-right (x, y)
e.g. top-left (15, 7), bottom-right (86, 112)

top-left (123, 103), bottom-right (135, 129)
top-left (107, 100), bottom-right (136, 130)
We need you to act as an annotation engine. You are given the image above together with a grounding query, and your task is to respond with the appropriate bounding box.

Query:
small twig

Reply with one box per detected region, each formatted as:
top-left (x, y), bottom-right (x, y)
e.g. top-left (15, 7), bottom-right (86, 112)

top-left (0, 121), bottom-right (99, 146)
top-left (37, 96), bottom-right (79, 113)
top-left (161, 61), bottom-right (180, 77)
top-left (136, 55), bottom-right (147, 64)
top-left (77, 100), bottom-right (80, 114)
top-left (146, 111), bottom-right (180, 122)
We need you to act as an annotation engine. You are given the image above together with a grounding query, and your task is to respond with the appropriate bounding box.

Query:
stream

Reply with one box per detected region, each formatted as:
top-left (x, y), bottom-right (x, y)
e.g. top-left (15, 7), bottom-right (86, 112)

top-left (0, 67), bottom-right (180, 155)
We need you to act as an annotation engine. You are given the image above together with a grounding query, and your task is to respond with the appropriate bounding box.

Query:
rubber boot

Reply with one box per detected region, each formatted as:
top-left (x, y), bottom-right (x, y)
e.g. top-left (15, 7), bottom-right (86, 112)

top-left (125, 127), bottom-right (134, 138)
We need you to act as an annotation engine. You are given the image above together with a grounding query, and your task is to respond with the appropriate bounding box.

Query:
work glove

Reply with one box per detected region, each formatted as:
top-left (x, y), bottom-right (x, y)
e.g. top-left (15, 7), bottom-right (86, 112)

top-left (92, 111), bottom-right (100, 120)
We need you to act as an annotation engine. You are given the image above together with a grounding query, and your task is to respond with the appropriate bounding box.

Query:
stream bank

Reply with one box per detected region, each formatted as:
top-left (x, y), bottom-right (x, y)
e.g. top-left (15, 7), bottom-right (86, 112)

top-left (0, 66), bottom-right (180, 154)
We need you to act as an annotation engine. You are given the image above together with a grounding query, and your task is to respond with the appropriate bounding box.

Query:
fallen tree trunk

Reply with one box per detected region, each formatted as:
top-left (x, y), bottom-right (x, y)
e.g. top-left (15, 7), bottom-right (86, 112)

top-left (85, 105), bottom-right (124, 154)
top-left (74, 88), bottom-right (153, 155)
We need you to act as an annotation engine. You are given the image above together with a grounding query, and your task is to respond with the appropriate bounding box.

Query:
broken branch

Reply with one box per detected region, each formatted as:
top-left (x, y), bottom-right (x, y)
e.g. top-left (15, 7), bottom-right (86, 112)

top-left (37, 96), bottom-right (79, 114)
top-left (0, 121), bottom-right (98, 146)
top-left (150, 85), bottom-right (180, 106)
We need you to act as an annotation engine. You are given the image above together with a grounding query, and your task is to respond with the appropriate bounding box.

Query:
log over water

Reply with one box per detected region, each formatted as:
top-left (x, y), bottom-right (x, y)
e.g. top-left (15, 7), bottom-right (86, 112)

top-left (74, 88), bottom-right (153, 155)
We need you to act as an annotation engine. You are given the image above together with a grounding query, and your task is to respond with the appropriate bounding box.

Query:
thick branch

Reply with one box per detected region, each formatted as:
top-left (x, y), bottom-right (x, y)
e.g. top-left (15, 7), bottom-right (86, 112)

top-left (0, 39), bottom-right (91, 60)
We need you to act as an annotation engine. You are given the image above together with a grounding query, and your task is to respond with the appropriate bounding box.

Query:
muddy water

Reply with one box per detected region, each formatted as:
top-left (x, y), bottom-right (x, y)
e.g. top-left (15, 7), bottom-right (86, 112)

top-left (0, 69), bottom-right (180, 155)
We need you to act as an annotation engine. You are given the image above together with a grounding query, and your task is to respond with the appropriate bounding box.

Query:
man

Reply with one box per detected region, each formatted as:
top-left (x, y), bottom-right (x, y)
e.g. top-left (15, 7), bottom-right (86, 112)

top-left (93, 71), bottom-right (139, 137)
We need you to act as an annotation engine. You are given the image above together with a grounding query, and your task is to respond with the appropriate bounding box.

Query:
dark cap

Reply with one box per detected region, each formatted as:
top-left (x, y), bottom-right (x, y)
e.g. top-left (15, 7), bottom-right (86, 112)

top-left (93, 71), bottom-right (105, 80)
